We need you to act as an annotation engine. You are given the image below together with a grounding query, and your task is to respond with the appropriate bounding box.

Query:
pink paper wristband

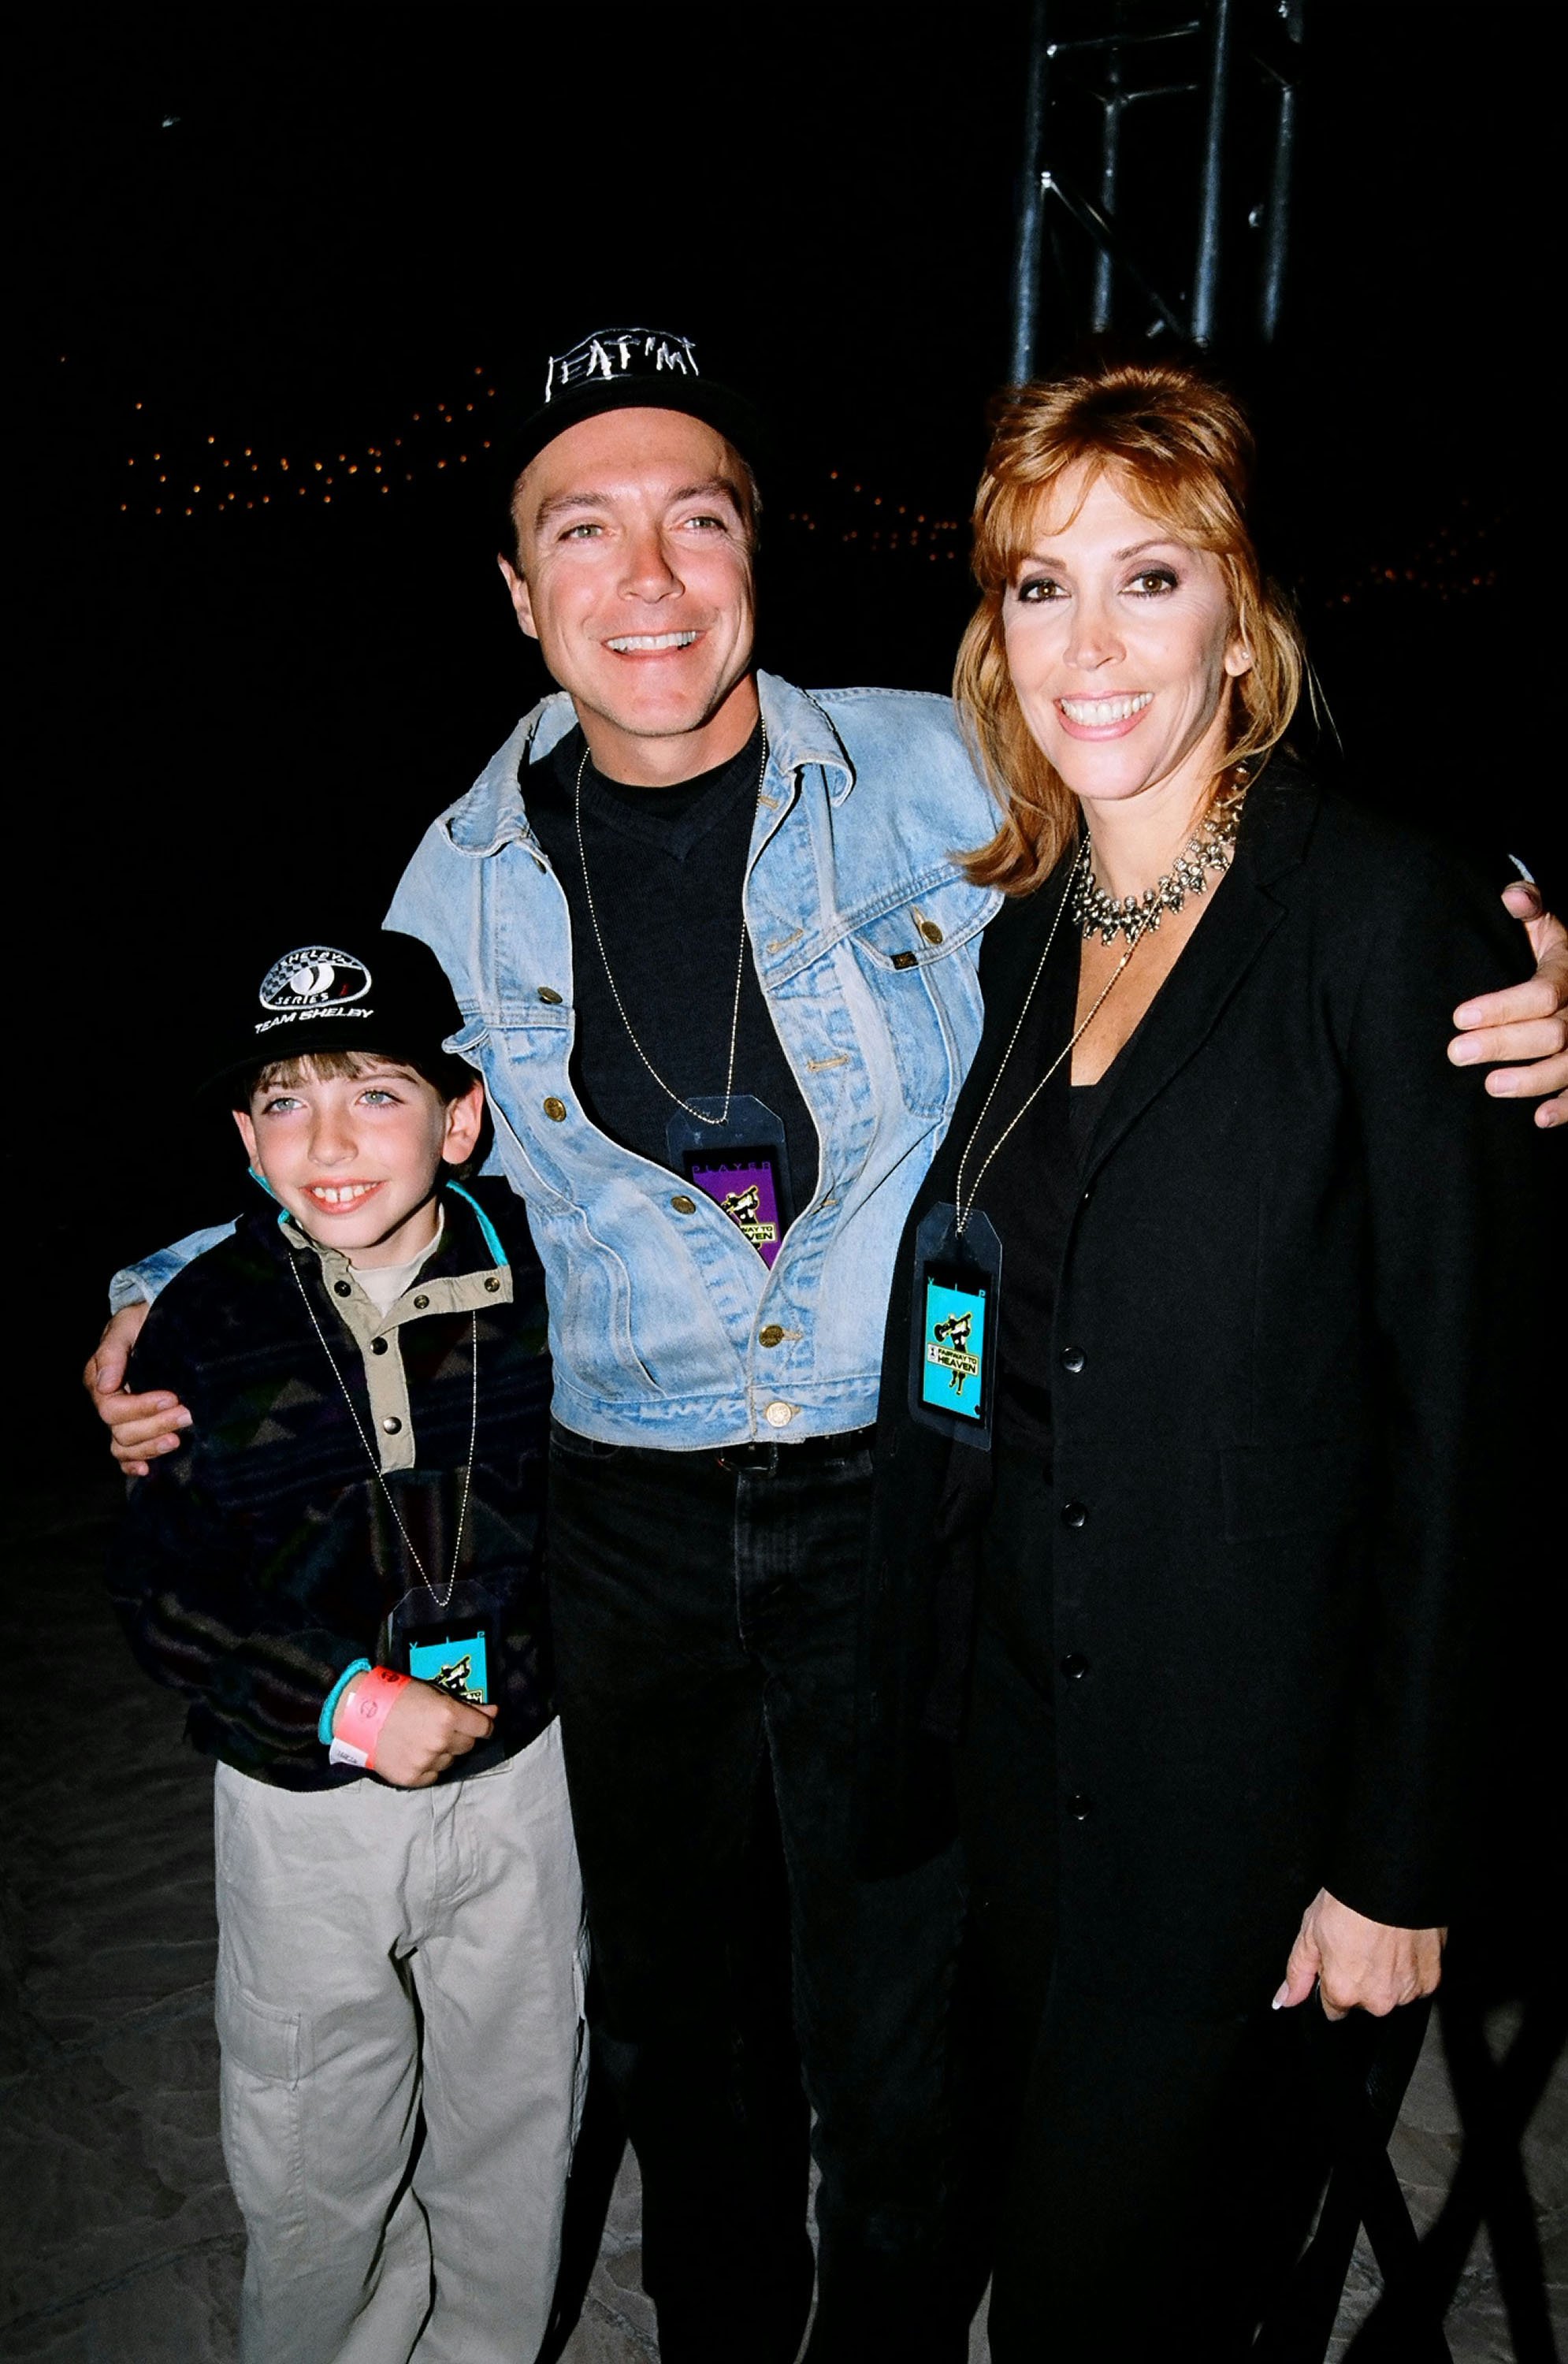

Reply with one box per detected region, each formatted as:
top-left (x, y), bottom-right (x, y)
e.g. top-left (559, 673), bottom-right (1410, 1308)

top-left (333, 1667), bottom-right (411, 1770)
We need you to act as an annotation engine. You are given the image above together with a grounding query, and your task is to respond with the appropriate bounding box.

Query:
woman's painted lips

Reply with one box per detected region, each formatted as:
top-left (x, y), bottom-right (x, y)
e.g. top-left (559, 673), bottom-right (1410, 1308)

top-left (1056, 691), bottom-right (1154, 739)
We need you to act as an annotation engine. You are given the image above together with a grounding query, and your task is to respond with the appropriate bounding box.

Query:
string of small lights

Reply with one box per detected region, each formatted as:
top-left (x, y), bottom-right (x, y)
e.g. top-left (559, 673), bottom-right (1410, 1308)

top-left (113, 372), bottom-right (1506, 605)
top-left (118, 367), bottom-right (499, 517)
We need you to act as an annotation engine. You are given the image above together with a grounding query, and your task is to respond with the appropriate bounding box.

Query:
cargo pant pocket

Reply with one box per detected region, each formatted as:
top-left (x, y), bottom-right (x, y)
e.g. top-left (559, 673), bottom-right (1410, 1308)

top-left (215, 1952), bottom-right (314, 2258)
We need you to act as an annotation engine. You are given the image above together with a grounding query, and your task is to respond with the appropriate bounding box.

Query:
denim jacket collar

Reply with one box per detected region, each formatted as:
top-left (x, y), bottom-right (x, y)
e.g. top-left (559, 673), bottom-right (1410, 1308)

top-left (444, 671), bottom-right (857, 860)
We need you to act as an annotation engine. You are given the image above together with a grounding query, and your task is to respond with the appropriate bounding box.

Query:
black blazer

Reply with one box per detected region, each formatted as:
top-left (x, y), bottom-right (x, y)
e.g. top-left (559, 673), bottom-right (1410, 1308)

top-left (858, 760), bottom-right (1551, 2016)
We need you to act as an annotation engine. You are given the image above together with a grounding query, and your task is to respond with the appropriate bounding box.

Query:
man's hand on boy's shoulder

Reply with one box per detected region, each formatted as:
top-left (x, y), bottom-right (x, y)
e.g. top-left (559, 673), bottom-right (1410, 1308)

top-left (84, 1304), bottom-right (192, 1478)
top-left (339, 1672), bottom-right (497, 1787)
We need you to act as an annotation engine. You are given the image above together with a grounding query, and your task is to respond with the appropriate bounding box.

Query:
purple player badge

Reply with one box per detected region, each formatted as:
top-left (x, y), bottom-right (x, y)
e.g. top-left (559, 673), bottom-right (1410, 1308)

top-left (666, 1096), bottom-right (794, 1269)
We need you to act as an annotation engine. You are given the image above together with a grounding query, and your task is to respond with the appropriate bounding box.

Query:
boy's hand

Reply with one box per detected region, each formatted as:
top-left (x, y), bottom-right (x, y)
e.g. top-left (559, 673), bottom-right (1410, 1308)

top-left (1447, 882), bottom-right (1568, 1126)
top-left (339, 1672), bottom-right (497, 1788)
top-left (84, 1306), bottom-right (192, 1477)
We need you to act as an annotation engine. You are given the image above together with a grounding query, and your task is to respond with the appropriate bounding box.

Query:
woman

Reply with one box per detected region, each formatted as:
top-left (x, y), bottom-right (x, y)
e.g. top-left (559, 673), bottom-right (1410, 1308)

top-left (858, 360), bottom-right (1548, 2355)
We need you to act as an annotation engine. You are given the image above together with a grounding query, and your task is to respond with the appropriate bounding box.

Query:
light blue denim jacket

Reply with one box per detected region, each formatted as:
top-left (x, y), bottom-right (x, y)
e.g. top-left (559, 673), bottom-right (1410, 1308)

top-left (116, 671), bottom-right (1001, 1449)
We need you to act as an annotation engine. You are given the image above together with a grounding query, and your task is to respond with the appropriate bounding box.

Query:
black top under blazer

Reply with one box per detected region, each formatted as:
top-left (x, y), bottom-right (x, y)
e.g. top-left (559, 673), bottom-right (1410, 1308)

top-left (857, 756), bottom-right (1550, 2018)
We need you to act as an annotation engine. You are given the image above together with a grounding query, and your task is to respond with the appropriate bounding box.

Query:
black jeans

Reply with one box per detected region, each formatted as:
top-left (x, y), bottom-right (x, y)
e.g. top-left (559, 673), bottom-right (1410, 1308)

top-left (547, 1425), bottom-right (968, 2364)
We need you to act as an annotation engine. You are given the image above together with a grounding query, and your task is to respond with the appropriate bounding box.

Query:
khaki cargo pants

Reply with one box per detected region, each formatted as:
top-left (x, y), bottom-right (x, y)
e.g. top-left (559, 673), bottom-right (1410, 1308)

top-left (214, 1720), bottom-right (586, 2364)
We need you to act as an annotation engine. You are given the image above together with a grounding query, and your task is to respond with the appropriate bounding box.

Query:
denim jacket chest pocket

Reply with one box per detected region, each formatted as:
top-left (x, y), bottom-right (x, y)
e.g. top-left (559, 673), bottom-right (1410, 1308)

top-left (444, 1013), bottom-right (577, 1214)
top-left (842, 872), bottom-right (989, 1119)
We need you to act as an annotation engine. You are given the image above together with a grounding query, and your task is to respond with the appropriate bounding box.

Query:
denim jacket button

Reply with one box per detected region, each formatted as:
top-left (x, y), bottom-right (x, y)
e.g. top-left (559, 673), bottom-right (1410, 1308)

top-left (764, 1401), bottom-right (795, 1428)
top-left (918, 919), bottom-right (944, 945)
top-left (543, 1097), bottom-right (568, 1122)
top-left (758, 1325), bottom-right (786, 1349)
top-left (671, 1195), bottom-right (697, 1214)
top-left (537, 987), bottom-right (563, 1005)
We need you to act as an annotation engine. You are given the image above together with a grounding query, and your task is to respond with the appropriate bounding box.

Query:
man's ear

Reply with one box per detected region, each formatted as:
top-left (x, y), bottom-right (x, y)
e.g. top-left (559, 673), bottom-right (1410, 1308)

top-left (497, 554), bottom-right (539, 641)
top-left (442, 1079), bottom-right (487, 1165)
top-left (232, 1108), bottom-right (259, 1166)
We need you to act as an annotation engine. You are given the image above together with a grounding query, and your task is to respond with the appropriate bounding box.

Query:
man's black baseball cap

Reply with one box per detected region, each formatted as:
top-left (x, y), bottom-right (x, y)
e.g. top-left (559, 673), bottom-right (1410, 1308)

top-left (496, 325), bottom-right (768, 497)
top-left (201, 926), bottom-right (467, 1099)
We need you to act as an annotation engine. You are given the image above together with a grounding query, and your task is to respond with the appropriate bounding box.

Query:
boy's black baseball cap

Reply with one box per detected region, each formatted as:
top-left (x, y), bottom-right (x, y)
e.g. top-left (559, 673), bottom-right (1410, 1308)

top-left (496, 325), bottom-right (768, 496)
top-left (202, 926), bottom-right (467, 1098)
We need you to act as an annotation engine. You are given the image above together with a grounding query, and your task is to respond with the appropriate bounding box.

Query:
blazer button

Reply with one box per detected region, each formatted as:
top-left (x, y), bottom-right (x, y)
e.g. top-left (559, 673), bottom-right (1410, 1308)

top-left (1061, 1345), bottom-right (1085, 1373)
top-left (537, 987), bottom-right (563, 1004)
top-left (381, 1416), bottom-right (402, 1435)
top-left (543, 1097), bottom-right (568, 1121)
top-left (671, 1194), bottom-right (697, 1214)
top-left (372, 1337), bottom-right (388, 1355)
top-left (334, 1279), bottom-right (352, 1297)
top-left (1065, 1793), bottom-right (1093, 1821)
top-left (758, 1324), bottom-right (786, 1348)
top-left (1061, 1500), bottom-right (1088, 1530)
top-left (1060, 1652), bottom-right (1089, 1681)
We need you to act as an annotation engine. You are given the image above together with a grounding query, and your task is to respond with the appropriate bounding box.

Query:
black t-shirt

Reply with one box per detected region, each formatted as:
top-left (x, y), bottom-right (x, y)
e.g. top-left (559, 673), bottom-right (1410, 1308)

top-left (524, 723), bottom-right (819, 1214)
top-left (964, 929), bottom-right (1137, 1466)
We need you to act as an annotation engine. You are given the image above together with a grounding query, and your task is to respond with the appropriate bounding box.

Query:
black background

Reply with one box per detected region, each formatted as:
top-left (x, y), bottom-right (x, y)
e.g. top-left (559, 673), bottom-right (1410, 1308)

top-left (13, 1), bottom-right (1556, 1402)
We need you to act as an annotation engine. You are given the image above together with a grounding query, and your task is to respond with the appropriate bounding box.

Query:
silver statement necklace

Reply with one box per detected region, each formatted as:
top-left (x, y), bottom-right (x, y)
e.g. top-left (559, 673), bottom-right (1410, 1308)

top-left (1071, 775), bottom-right (1249, 946)
top-left (290, 1259), bottom-right (478, 1616)
top-left (573, 724), bottom-right (769, 1128)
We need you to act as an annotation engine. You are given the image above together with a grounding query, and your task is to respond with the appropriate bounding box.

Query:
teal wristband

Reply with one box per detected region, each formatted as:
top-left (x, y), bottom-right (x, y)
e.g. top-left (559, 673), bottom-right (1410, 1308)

top-left (318, 1660), bottom-right (373, 1746)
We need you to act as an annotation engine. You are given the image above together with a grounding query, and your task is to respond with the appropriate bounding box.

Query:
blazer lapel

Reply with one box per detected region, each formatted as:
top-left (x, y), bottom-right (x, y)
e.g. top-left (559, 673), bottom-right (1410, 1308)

top-left (1077, 771), bottom-right (1319, 1182)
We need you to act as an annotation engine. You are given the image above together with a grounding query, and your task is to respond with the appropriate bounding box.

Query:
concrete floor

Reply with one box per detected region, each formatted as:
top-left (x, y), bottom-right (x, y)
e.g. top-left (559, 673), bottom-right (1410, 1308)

top-left (2, 1470), bottom-right (1562, 2362)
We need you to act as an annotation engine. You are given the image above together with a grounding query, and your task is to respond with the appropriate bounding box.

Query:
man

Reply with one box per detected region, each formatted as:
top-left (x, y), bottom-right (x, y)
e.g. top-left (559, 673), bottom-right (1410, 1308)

top-left (89, 328), bottom-right (1568, 2362)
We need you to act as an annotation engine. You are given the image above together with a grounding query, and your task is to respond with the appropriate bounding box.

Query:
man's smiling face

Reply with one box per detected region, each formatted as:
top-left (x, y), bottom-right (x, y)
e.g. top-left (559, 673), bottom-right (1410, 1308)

top-left (500, 407), bottom-right (758, 780)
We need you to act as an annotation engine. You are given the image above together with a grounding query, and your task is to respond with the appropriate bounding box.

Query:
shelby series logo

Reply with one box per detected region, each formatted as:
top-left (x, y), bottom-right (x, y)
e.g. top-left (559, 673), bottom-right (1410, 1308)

top-left (258, 946), bottom-right (372, 1013)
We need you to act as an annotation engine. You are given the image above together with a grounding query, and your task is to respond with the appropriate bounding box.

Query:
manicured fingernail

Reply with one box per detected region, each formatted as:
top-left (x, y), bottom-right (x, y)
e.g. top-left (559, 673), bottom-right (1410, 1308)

top-left (1272, 1983), bottom-right (1288, 2009)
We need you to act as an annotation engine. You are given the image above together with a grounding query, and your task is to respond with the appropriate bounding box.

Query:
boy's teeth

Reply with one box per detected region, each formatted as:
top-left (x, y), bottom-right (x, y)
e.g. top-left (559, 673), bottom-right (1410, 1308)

top-left (310, 1184), bottom-right (374, 1205)
top-left (1061, 692), bottom-right (1153, 724)
top-left (606, 630), bottom-right (698, 652)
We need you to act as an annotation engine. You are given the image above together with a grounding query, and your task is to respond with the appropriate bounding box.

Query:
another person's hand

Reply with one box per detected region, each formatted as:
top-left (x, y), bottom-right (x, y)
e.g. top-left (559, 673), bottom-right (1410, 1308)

top-left (1273, 1888), bottom-right (1444, 2020)
top-left (339, 1672), bottom-right (497, 1788)
top-left (1448, 882), bottom-right (1568, 1126)
top-left (84, 1305), bottom-right (191, 1477)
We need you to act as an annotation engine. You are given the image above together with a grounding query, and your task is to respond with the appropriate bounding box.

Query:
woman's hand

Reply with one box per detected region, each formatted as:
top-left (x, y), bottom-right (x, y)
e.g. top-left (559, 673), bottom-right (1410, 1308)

top-left (338, 1672), bottom-right (497, 1788)
top-left (1273, 1889), bottom-right (1444, 2020)
top-left (83, 1304), bottom-right (192, 1476)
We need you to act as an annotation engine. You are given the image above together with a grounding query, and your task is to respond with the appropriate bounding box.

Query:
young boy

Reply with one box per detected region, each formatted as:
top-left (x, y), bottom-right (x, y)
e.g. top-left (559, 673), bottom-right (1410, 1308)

top-left (107, 925), bottom-right (585, 2364)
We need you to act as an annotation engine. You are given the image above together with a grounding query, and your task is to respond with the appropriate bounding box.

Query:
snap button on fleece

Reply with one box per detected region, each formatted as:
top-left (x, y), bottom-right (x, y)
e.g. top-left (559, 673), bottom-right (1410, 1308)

top-left (382, 1417), bottom-right (402, 1436)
